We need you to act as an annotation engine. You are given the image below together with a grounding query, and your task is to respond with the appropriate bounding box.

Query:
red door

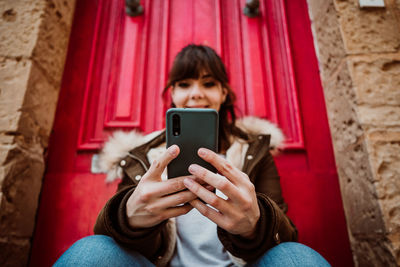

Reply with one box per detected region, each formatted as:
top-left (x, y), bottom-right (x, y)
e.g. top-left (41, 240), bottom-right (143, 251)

top-left (30, 0), bottom-right (353, 266)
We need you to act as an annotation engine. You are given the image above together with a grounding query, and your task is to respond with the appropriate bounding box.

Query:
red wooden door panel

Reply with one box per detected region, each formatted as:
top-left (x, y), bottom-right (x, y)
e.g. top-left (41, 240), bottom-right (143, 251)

top-left (30, 0), bottom-right (353, 266)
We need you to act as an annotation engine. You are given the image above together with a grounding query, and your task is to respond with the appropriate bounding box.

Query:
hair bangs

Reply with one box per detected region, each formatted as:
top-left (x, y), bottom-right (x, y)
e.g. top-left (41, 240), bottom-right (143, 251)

top-left (169, 50), bottom-right (217, 85)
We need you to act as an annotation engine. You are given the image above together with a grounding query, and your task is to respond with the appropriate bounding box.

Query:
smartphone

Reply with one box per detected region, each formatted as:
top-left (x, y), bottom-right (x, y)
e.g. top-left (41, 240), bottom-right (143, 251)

top-left (166, 108), bottom-right (218, 178)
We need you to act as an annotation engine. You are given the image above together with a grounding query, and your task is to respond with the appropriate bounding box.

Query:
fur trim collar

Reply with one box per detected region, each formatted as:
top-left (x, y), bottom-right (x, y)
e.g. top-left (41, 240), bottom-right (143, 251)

top-left (98, 117), bottom-right (284, 181)
top-left (98, 130), bottom-right (162, 181)
top-left (235, 116), bottom-right (284, 148)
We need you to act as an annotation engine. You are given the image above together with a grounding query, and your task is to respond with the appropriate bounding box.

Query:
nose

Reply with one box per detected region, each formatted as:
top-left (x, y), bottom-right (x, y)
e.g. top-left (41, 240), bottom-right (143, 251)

top-left (189, 83), bottom-right (204, 99)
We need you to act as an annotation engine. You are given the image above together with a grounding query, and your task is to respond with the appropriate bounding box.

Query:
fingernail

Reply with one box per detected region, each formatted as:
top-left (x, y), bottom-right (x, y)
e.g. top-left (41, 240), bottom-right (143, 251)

top-left (183, 178), bottom-right (194, 187)
top-left (198, 148), bottom-right (207, 157)
top-left (189, 164), bottom-right (199, 173)
top-left (169, 145), bottom-right (178, 156)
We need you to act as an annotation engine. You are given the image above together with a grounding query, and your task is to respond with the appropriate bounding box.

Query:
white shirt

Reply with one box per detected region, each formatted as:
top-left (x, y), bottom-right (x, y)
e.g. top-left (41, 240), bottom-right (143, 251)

top-left (170, 199), bottom-right (234, 267)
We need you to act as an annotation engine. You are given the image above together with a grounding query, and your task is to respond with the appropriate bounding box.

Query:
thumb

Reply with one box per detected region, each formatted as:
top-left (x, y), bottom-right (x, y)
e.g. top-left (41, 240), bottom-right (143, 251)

top-left (143, 145), bottom-right (180, 181)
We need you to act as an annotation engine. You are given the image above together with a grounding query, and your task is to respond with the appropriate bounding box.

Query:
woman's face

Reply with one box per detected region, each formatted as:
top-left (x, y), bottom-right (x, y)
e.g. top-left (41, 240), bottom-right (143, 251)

top-left (171, 73), bottom-right (227, 111)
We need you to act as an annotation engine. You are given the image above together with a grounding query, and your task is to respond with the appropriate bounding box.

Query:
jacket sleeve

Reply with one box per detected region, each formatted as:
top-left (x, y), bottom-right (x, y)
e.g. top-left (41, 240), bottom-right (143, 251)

top-left (93, 173), bottom-right (168, 262)
top-left (217, 150), bottom-right (298, 262)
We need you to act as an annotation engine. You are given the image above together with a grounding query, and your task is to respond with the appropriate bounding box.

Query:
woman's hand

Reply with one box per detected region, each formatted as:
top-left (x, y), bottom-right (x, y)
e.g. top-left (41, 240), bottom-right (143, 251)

top-left (126, 145), bottom-right (198, 229)
top-left (183, 148), bottom-right (260, 238)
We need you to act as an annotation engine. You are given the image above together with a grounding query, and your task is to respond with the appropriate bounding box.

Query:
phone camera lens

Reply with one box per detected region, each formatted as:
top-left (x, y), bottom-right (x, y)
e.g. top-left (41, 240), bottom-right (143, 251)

top-left (172, 114), bottom-right (180, 136)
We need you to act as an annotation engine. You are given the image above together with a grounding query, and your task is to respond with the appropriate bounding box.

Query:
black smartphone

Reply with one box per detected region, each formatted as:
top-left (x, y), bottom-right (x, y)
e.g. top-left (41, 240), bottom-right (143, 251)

top-left (166, 108), bottom-right (219, 178)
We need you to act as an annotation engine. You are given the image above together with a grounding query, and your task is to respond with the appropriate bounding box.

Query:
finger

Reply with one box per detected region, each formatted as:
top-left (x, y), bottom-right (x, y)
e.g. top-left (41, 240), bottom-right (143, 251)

top-left (158, 190), bottom-right (199, 209)
top-left (197, 148), bottom-right (248, 186)
top-left (149, 175), bottom-right (191, 197)
top-left (205, 185), bottom-right (215, 192)
top-left (144, 145), bottom-right (180, 180)
top-left (188, 164), bottom-right (244, 202)
top-left (161, 203), bottom-right (193, 220)
top-left (146, 175), bottom-right (205, 197)
top-left (189, 199), bottom-right (226, 227)
top-left (183, 178), bottom-right (231, 213)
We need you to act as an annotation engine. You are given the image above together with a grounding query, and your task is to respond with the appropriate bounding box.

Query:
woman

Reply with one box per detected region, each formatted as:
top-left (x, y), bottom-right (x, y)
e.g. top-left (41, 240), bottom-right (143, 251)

top-left (55, 45), bottom-right (330, 266)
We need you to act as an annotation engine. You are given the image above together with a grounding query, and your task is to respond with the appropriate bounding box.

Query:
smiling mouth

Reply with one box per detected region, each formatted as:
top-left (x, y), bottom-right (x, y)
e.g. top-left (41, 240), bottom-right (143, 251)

top-left (185, 105), bottom-right (210, 108)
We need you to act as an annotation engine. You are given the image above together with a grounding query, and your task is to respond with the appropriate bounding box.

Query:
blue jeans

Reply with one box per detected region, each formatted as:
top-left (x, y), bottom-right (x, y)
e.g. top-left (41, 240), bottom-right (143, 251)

top-left (54, 235), bottom-right (331, 267)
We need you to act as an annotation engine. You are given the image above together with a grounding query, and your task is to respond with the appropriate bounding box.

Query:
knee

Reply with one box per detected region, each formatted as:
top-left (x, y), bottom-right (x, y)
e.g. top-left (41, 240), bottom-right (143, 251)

top-left (253, 242), bottom-right (331, 267)
top-left (69, 235), bottom-right (113, 248)
top-left (54, 235), bottom-right (126, 266)
top-left (63, 235), bottom-right (117, 255)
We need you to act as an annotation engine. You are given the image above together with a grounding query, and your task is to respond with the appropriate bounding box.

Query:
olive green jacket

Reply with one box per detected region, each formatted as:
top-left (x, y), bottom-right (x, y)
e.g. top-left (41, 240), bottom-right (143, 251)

top-left (94, 117), bottom-right (297, 266)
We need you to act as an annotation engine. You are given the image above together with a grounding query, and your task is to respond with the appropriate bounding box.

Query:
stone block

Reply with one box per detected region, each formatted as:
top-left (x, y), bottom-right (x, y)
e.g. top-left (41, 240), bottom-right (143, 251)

top-left (358, 105), bottom-right (400, 128)
top-left (0, 57), bottom-right (32, 132)
top-left (0, 0), bottom-right (44, 57)
top-left (334, 144), bottom-right (386, 235)
top-left (309, 2), bottom-right (346, 83)
top-left (0, 167), bottom-right (4, 186)
top-left (306, 0), bottom-right (331, 21)
top-left (0, 145), bottom-right (44, 238)
top-left (348, 55), bottom-right (400, 106)
top-left (0, 237), bottom-right (30, 267)
top-left (49, 0), bottom-right (77, 29)
top-left (0, 134), bottom-right (15, 145)
top-left (351, 236), bottom-right (397, 266)
top-left (322, 63), bottom-right (386, 236)
top-left (391, 238), bottom-right (400, 267)
top-left (32, 2), bottom-right (71, 87)
top-left (0, 142), bottom-right (16, 168)
top-left (18, 62), bottom-right (60, 145)
top-left (366, 134), bottom-right (400, 234)
top-left (0, 148), bottom-right (6, 167)
top-left (0, 135), bottom-right (16, 175)
top-left (334, 0), bottom-right (400, 54)
top-left (323, 62), bottom-right (360, 151)
top-left (0, 59), bottom-right (59, 148)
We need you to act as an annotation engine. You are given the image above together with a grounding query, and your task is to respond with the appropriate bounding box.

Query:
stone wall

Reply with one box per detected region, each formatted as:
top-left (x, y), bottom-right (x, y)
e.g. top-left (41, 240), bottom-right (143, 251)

top-left (307, 0), bottom-right (400, 265)
top-left (0, 0), bottom-right (75, 266)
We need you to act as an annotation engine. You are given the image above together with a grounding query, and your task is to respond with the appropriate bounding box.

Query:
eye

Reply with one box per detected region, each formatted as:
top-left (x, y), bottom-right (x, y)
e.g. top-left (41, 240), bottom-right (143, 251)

top-left (204, 81), bottom-right (216, 88)
top-left (177, 81), bottom-right (190, 88)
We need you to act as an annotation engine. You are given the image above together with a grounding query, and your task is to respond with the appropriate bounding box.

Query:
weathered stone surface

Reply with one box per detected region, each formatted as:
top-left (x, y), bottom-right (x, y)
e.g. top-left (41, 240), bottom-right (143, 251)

top-left (0, 0), bottom-right (76, 265)
top-left (0, 237), bottom-right (30, 267)
top-left (334, 0), bottom-right (400, 54)
top-left (49, 0), bottom-right (76, 29)
top-left (0, 0), bottom-right (44, 57)
top-left (0, 145), bottom-right (44, 237)
top-left (371, 140), bottom-right (400, 221)
top-left (308, 0), bottom-right (400, 265)
top-left (348, 55), bottom-right (400, 106)
top-left (0, 167), bottom-right (4, 186)
top-left (0, 143), bottom-right (16, 185)
top-left (351, 236), bottom-right (397, 267)
top-left (18, 62), bottom-right (60, 147)
top-left (0, 0), bottom-right (73, 85)
top-left (322, 62), bottom-right (357, 150)
top-left (358, 105), bottom-right (400, 128)
top-left (306, 0), bottom-right (330, 21)
top-left (32, 2), bottom-right (71, 86)
top-left (0, 138), bottom-right (14, 165)
top-left (323, 63), bottom-right (384, 233)
top-left (365, 132), bottom-right (400, 265)
top-left (0, 57), bottom-right (32, 132)
top-left (321, 63), bottom-right (393, 266)
top-left (308, 2), bottom-right (346, 83)
top-left (0, 133), bottom-right (14, 145)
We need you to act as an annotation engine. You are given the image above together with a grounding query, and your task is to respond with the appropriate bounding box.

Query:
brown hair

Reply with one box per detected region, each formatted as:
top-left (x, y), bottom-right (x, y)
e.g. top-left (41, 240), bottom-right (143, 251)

top-left (163, 44), bottom-right (246, 152)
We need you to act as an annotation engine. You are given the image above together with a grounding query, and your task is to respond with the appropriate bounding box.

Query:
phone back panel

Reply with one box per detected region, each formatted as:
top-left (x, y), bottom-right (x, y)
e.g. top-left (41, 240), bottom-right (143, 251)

top-left (166, 108), bottom-right (218, 178)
